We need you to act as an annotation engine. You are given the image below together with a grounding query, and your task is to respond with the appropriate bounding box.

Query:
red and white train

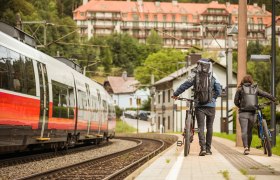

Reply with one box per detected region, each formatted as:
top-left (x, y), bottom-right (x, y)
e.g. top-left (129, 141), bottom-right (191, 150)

top-left (0, 22), bottom-right (116, 154)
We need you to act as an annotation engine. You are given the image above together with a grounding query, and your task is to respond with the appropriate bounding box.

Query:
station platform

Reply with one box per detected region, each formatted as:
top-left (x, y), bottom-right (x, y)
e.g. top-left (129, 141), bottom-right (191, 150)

top-left (126, 135), bottom-right (280, 180)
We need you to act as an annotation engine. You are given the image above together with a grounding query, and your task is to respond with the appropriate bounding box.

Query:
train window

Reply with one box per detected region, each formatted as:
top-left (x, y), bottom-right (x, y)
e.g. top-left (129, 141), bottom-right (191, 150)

top-left (24, 57), bottom-right (36, 96)
top-left (0, 46), bottom-right (36, 96)
top-left (0, 46), bottom-right (9, 90)
top-left (78, 90), bottom-right (87, 120)
top-left (52, 81), bottom-right (74, 119)
top-left (9, 50), bottom-right (22, 93)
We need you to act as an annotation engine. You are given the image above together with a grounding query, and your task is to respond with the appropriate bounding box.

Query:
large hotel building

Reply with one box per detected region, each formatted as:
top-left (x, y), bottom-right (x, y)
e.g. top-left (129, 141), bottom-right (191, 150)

top-left (73, 0), bottom-right (276, 49)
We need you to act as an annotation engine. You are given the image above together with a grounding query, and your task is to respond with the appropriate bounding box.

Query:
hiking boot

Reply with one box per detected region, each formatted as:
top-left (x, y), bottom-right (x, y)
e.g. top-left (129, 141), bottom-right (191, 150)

top-left (244, 147), bottom-right (249, 155)
top-left (206, 149), bottom-right (212, 155)
top-left (199, 149), bottom-right (206, 156)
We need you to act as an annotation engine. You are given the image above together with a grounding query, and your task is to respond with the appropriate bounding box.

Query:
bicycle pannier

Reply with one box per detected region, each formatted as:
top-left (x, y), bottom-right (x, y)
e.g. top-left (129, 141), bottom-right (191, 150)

top-left (194, 60), bottom-right (213, 105)
top-left (240, 84), bottom-right (258, 111)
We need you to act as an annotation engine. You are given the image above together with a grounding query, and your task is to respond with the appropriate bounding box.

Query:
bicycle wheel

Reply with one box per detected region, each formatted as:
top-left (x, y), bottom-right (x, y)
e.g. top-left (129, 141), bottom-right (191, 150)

top-left (184, 114), bottom-right (191, 157)
top-left (262, 119), bottom-right (272, 157)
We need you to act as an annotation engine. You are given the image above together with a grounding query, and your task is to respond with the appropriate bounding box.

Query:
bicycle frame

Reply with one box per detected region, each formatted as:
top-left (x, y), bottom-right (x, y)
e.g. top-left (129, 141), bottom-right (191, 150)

top-left (257, 109), bottom-right (272, 141)
top-left (256, 102), bottom-right (273, 156)
top-left (176, 98), bottom-right (196, 156)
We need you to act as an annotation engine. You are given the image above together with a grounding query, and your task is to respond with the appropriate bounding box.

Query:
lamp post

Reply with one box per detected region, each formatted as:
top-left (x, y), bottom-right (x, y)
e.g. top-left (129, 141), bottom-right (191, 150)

top-left (250, 54), bottom-right (276, 146)
top-left (271, 0), bottom-right (277, 147)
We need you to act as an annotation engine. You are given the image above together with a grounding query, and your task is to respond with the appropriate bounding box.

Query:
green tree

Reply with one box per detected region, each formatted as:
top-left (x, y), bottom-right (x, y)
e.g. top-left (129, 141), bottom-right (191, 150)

top-left (135, 49), bottom-right (186, 85)
top-left (146, 29), bottom-right (163, 53)
top-left (107, 33), bottom-right (146, 75)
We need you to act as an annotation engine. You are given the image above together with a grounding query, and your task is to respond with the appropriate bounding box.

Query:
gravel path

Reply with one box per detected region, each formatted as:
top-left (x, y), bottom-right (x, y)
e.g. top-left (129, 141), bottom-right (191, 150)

top-left (0, 139), bottom-right (137, 180)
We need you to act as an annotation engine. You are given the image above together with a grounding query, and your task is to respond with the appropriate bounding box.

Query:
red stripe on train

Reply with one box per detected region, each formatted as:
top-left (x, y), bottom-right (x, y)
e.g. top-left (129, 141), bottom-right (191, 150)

top-left (0, 92), bottom-right (40, 129)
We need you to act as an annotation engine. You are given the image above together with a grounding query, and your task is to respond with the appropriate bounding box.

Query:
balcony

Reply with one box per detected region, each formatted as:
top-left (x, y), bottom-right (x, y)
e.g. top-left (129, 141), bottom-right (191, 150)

top-left (88, 16), bottom-right (121, 21)
top-left (78, 24), bottom-right (88, 28)
top-left (201, 19), bottom-right (228, 24)
top-left (181, 28), bottom-right (200, 32)
top-left (93, 25), bottom-right (115, 29)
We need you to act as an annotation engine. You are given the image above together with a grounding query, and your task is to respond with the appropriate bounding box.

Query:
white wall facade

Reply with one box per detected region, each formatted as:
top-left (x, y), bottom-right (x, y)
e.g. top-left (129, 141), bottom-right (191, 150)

top-left (113, 88), bottom-right (150, 109)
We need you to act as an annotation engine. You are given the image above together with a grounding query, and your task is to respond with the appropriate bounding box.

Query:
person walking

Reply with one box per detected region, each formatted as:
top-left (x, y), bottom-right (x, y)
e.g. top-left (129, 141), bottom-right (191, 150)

top-left (172, 59), bottom-right (222, 156)
top-left (234, 74), bottom-right (276, 155)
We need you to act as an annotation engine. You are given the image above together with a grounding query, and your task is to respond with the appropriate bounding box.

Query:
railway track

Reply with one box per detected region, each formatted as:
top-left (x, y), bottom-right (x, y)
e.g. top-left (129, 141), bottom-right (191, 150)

top-left (18, 138), bottom-right (166, 180)
top-left (0, 141), bottom-right (112, 169)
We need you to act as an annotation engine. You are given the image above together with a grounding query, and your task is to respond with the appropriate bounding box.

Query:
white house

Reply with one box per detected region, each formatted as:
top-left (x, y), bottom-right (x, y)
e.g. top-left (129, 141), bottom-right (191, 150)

top-left (152, 59), bottom-right (237, 133)
top-left (104, 71), bottom-right (149, 109)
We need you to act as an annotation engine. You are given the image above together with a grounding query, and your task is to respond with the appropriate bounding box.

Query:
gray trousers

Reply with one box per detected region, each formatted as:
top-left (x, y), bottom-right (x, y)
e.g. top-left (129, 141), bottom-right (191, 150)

top-left (239, 112), bottom-right (256, 148)
top-left (195, 107), bottom-right (216, 150)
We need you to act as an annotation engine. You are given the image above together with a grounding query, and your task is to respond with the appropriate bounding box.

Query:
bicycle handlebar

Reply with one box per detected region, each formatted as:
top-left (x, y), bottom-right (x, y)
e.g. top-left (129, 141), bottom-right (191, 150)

top-left (257, 102), bottom-right (272, 109)
top-left (177, 97), bottom-right (195, 102)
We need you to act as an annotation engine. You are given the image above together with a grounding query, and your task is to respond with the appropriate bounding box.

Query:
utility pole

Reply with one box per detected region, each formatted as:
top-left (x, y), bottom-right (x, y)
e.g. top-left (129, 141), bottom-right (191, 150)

top-left (271, 0), bottom-right (276, 147)
top-left (21, 20), bottom-right (48, 47)
top-left (236, 0), bottom-right (247, 147)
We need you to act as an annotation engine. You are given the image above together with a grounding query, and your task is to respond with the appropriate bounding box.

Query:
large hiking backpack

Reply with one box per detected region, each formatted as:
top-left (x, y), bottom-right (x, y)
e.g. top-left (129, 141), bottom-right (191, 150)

top-left (194, 60), bottom-right (213, 105)
top-left (240, 83), bottom-right (258, 111)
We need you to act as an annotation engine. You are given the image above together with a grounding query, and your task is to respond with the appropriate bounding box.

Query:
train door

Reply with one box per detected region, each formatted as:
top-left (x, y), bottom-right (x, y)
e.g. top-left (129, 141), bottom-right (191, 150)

top-left (85, 83), bottom-right (91, 135)
top-left (37, 63), bottom-right (49, 138)
top-left (97, 90), bottom-right (102, 134)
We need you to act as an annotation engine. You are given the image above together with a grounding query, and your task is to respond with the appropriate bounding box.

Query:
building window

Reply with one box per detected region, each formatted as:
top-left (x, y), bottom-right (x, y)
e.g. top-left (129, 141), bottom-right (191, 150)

top-left (162, 91), bottom-right (165, 103)
top-left (172, 15), bottom-right (176, 22)
top-left (168, 90), bottom-right (171, 102)
top-left (158, 93), bottom-right (160, 103)
top-left (181, 15), bottom-right (187, 23)
top-left (133, 14), bottom-right (139, 21)
top-left (168, 116), bottom-right (170, 130)
top-left (80, 12), bottom-right (85, 16)
top-left (145, 14), bottom-right (149, 21)
top-left (122, 13), bottom-right (127, 18)
top-left (158, 116), bottom-right (161, 130)
top-left (130, 98), bottom-right (132, 106)
top-left (163, 15), bottom-right (167, 22)
top-left (154, 15), bottom-right (158, 21)
top-left (257, 18), bottom-right (263, 24)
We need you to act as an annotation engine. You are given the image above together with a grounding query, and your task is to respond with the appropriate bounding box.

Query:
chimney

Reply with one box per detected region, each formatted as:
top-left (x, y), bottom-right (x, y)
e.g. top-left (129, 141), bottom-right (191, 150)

top-left (122, 71), bottom-right (127, 81)
top-left (172, 0), bottom-right (178, 6)
top-left (226, 2), bottom-right (230, 8)
top-left (137, 0), bottom-right (142, 6)
top-left (253, 3), bottom-right (258, 8)
top-left (155, 1), bottom-right (160, 7)
top-left (262, 4), bottom-right (266, 12)
top-left (83, 0), bottom-right (88, 5)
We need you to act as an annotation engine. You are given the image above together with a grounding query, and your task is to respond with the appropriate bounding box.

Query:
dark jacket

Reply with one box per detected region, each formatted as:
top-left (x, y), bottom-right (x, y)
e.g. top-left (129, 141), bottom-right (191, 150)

top-left (234, 83), bottom-right (276, 113)
top-left (173, 71), bottom-right (222, 107)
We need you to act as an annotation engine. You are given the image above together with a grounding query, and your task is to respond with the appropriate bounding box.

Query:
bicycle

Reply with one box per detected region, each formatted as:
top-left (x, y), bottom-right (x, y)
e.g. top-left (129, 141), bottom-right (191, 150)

top-left (176, 98), bottom-right (197, 157)
top-left (256, 102), bottom-right (273, 157)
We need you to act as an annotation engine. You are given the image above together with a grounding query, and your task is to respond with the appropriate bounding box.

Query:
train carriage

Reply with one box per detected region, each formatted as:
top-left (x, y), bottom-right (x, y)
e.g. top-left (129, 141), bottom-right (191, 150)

top-left (0, 22), bottom-right (116, 153)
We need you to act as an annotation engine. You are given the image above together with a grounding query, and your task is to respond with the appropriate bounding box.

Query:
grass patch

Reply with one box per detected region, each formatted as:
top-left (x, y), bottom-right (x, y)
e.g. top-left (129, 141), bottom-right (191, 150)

top-left (239, 168), bottom-right (248, 175)
top-left (248, 176), bottom-right (255, 180)
top-left (218, 170), bottom-right (230, 180)
top-left (213, 133), bottom-right (280, 156)
top-left (115, 119), bottom-right (136, 133)
top-left (213, 132), bottom-right (236, 141)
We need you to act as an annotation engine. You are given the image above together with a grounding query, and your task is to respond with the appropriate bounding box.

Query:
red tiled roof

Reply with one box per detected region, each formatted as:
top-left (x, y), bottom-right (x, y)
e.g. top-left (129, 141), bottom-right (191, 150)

top-left (74, 0), bottom-right (271, 24)
top-left (106, 76), bottom-right (139, 94)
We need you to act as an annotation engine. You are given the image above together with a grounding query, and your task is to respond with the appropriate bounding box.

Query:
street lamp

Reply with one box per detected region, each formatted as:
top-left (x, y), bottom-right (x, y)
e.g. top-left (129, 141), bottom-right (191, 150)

top-left (250, 54), bottom-right (276, 146)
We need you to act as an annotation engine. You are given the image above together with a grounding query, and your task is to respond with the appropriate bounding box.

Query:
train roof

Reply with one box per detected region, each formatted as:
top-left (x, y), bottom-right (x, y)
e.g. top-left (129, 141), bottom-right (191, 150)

top-left (0, 21), bottom-right (36, 48)
top-left (55, 57), bottom-right (82, 73)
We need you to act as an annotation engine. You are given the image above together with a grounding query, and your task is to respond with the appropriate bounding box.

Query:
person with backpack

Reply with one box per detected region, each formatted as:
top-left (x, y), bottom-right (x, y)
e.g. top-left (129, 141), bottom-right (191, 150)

top-left (172, 59), bottom-right (222, 156)
top-left (234, 74), bottom-right (276, 155)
